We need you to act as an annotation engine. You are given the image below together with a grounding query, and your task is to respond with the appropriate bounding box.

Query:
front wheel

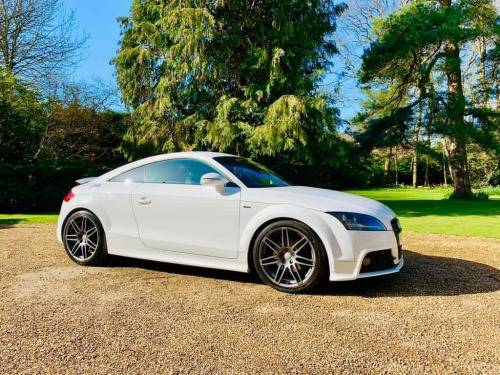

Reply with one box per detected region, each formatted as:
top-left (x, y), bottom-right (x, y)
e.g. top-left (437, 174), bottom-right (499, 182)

top-left (253, 220), bottom-right (327, 293)
top-left (63, 210), bottom-right (107, 266)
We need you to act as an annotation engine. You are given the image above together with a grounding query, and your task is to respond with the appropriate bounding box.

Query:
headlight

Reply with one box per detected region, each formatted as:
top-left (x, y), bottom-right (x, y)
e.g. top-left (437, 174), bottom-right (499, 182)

top-left (328, 212), bottom-right (387, 231)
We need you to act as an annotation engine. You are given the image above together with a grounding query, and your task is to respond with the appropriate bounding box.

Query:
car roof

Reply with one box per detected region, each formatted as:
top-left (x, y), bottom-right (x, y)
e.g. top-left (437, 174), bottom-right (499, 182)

top-left (130, 151), bottom-right (236, 165)
top-left (157, 151), bottom-right (234, 160)
top-left (98, 151), bottom-right (238, 182)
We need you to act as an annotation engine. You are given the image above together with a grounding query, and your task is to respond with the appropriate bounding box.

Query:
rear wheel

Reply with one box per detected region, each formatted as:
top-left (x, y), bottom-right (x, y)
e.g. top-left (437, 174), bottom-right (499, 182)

top-left (63, 210), bottom-right (107, 266)
top-left (253, 220), bottom-right (326, 293)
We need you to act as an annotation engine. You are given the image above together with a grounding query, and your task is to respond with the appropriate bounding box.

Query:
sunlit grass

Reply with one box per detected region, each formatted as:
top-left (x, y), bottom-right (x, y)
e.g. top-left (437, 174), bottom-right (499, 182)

top-left (0, 214), bottom-right (59, 225)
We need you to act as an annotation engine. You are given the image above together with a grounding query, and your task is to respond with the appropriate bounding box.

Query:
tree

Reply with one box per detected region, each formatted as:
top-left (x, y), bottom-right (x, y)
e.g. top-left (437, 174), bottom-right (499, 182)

top-left (0, 0), bottom-right (88, 82)
top-left (335, 0), bottom-right (429, 187)
top-left (0, 69), bottom-right (45, 164)
top-left (359, 0), bottom-right (500, 197)
top-left (114, 0), bottom-right (345, 163)
top-left (0, 73), bottom-right (129, 212)
top-left (37, 79), bottom-right (128, 163)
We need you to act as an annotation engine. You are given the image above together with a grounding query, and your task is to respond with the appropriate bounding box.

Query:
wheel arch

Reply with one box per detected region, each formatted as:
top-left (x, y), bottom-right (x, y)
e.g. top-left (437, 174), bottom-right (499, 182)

top-left (60, 206), bottom-right (107, 240)
top-left (241, 205), bottom-right (343, 275)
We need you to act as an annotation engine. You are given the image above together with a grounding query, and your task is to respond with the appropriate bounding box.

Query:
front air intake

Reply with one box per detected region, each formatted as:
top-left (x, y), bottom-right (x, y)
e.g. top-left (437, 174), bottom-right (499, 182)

top-left (360, 249), bottom-right (396, 273)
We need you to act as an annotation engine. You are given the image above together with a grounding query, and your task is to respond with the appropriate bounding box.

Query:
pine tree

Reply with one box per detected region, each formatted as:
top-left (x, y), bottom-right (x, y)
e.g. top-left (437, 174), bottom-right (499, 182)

top-left (114, 0), bottom-right (346, 163)
top-left (359, 0), bottom-right (500, 197)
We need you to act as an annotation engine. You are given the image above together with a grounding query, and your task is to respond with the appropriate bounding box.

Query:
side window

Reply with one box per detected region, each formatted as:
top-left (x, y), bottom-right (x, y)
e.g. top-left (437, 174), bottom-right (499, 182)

top-left (110, 166), bottom-right (145, 183)
top-left (145, 159), bottom-right (220, 185)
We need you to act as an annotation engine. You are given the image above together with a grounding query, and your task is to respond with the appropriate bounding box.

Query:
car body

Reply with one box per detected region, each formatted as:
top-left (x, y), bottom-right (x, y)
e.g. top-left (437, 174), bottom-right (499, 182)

top-left (57, 152), bottom-right (403, 293)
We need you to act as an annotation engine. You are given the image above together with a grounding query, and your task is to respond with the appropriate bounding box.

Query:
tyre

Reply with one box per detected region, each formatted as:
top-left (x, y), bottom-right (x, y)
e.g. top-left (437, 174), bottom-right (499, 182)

top-left (62, 210), bottom-right (107, 266)
top-left (253, 220), bottom-right (327, 293)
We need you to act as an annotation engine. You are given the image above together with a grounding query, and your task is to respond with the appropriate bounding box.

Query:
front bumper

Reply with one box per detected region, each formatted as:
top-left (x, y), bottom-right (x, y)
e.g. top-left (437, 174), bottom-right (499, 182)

top-left (328, 228), bottom-right (403, 282)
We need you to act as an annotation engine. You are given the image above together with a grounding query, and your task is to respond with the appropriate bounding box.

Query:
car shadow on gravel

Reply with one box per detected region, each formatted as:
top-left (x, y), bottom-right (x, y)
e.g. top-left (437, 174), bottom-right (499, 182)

top-left (106, 250), bottom-right (499, 297)
top-left (317, 250), bottom-right (500, 297)
top-left (106, 255), bottom-right (262, 285)
top-left (0, 220), bottom-right (25, 228)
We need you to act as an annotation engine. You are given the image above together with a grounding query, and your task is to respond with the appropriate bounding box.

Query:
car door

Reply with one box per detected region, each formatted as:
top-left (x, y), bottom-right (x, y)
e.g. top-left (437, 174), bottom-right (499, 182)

top-left (131, 158), bottom-right (241, 259)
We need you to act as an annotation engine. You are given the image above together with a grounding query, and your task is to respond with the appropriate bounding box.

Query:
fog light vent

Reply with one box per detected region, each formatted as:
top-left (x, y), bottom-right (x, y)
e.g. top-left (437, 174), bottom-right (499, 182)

top-left (360, 250), bottom-right (396, 273)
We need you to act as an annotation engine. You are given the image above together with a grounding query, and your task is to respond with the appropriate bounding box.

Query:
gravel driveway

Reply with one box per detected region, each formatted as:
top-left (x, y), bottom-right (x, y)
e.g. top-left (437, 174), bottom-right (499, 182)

top-left (1, 224), bottom-right (499, 374)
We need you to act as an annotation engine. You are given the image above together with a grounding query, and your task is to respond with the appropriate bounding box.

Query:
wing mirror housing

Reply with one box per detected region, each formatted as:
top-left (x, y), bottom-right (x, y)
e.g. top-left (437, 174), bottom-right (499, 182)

top-left (200, 173), bottom-right (227, 191)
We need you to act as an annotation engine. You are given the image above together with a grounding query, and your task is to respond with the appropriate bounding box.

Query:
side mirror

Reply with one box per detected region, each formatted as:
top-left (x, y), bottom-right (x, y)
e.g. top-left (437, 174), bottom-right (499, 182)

top-left (200, 173), bottom-right (226, 189)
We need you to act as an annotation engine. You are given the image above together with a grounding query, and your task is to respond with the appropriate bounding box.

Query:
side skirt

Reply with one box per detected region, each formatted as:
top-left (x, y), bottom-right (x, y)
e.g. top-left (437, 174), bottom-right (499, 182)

top-left (106, 235), bottom-right (249, 274)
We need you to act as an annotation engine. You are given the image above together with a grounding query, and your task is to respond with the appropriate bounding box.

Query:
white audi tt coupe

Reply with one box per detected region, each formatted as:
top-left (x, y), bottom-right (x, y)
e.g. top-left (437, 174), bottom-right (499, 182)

top-left (57, 152), bottom-right (403, 293)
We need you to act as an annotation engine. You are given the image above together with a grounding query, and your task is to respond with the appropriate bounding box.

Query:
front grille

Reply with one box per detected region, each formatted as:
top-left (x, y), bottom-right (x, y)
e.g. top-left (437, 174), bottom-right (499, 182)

top-left (360, 249), bottom-right (397, 273)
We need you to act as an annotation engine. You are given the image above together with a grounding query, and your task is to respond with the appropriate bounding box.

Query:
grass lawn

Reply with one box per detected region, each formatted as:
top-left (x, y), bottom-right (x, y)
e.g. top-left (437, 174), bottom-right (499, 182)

top-left (347, 188), bottom-right (500, 238)
top-left (0, 213), bottom-right (59, 225)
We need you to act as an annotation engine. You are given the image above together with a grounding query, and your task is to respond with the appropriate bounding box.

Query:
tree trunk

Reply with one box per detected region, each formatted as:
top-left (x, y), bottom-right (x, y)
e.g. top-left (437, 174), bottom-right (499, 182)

top-left (412, 133), bottom-right (419, 188)
top-left (444, 37), bottom-right (471, 197)
top-left (383, 147), bottom-right (392, 185)
top-left (443, 152), bottom-right (448, 185)
top-left (442, 141), bottom-right (449, 186)
top-left (424, 133), bottom-right (431, 187)
top-left (478, 37), bottom-right (489, 109)
top-left (442, 138), bottom-right (454, 183)
top-left (412, 101), bottom-right (422, 188)
top-left (394, 145), bottom-right (399, 185)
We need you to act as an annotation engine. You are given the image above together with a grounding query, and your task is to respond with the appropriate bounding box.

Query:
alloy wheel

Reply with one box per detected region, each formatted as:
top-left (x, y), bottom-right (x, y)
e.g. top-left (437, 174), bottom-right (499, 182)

top-left (64, 214), bottom-right (100, 261)
top-left (258, 226), bottom-right (316, 289)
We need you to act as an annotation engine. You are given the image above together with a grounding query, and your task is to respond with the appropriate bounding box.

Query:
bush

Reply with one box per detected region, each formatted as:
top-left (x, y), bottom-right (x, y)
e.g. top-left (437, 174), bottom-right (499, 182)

top-left (0, 159), bottom-right (116, 213)
top-left (263, 159), bottom-right (371, 190)
top-left (446, 190), bottom-right (490, 201)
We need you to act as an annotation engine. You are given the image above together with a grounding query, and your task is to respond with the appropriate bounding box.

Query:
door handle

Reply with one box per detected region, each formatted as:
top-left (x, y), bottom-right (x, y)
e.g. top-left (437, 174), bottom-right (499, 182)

top-left (136, 197), bottom-right (152, 205)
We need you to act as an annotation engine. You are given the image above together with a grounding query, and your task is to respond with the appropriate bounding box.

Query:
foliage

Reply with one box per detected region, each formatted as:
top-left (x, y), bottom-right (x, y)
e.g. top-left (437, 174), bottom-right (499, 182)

top-left (360, 0), bottom-right (498, 86)
top-left (0, 71), bottom-right (45, 164)
top-left (361, 148), bottom-right (447, 186)
top-left (261, 139), bottom-right (371, 190)
top-left (0, 159), bottom-right (112, 213)
top-left (466, 143), bottom-right (500, 187)
top-left (0, 75), bottom-right (128, 213)
top-left (41, 104), bottom-right (129, 162)
top-left (357, 0), bottom-right (500, 197)
top-left (114, 0), bottom-right (346, 163)
top-left (478, 185), bottom-right (500, 196)
top-left (446, 190), bottom-right (489, 201)
top-left (36, 80), bottom-right (129, 163)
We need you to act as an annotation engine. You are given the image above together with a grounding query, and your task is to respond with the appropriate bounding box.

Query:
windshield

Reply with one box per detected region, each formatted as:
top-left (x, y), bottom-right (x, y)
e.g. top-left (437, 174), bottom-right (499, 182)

top-left (214, 156), bottom-right (290, 188)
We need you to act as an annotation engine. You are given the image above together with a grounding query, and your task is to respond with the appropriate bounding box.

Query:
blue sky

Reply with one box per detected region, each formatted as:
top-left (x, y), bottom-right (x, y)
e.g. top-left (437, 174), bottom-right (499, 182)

top-left (64, 0), bottom-right (132, 84)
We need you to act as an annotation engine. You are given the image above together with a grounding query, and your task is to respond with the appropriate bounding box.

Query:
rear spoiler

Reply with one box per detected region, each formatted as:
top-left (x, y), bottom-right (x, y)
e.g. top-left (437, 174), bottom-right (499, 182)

top-left (76, 177), bottom-right (98, 185)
